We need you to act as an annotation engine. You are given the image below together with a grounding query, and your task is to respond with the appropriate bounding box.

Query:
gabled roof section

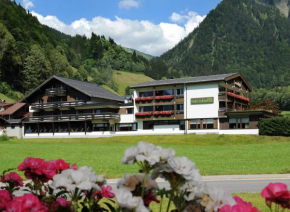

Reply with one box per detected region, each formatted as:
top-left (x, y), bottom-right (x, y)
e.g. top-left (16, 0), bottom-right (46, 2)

top-left (21, 76), bottom-right (124, 102)
top-left (131, 73), bottom-right (238, 88)
top-left (0, 103), bottom-right (26, 115)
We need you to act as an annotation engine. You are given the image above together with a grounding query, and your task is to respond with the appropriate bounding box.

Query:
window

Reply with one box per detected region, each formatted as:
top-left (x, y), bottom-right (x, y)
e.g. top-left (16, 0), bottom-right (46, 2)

top-left (143, 121), bottom-right (154, 130)
top-left (126, 108), bottom-right (134, 114)
top-left (190, 119), bottom-right (217, 130)
top-left (11, 126), bottom-right (15, 129)
top-left (93, 109), bottom-right (101, 114)
top-left (155, 89), bottom-right (173, 96)
top-left (176, 104), bottom-right (184, 111)
top-left (180, 121), bottom-right (185, 130)
top-left (92, 123), bottom-right (109, 131)
top-left (242, 118), bottom-right (250, 129)
top-left (163, 105), bottom-right (174, 111)
top-left (176, 88), bottom-right (184, 95)
top-left (229, 118), bottom-right (237, 129)
top-left (140, 106), bottom-right (153, 112)
top-left (116, 123), bottom-right (137, 131)
top-left (139, 91), bottom-right (153, 97)
top-left (155, 105), bottom-right (174, 111)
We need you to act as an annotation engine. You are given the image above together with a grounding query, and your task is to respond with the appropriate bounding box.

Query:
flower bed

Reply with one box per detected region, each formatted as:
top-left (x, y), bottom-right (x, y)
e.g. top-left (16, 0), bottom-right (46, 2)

top-left (155, 95), bottom-right (173, 101)
top-left (0, 141), bottom-right (289, 212)
top-left (135, 112), bottom-right (153, 117)
top-left (135, 97), bottom-right (153, 103)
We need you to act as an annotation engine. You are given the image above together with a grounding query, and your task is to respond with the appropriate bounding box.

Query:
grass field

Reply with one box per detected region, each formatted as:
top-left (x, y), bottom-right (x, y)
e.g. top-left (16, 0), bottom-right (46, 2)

top-left (113, 70), bottom-right (153, 95)
top-left (0, 92), bottom-right (15, 102)
top-left (1, 135), bottom-right (290, 179)
top-left (282, 111), bottom-right (290, 117)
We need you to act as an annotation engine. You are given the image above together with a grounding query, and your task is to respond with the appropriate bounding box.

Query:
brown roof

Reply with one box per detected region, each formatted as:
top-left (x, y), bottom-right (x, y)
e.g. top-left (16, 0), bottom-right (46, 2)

top-left (0, 103), bottom-right (26, 115)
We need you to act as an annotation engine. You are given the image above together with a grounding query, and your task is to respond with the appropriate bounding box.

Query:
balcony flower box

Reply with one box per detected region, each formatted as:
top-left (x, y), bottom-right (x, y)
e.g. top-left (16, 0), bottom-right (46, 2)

top-left (140, 97), bottom-right (147, 102)
top-left (154, 111), bottom-right (160, 116)
top-left (160, 111), bottom-right (173, 116)
top-left (162, 95), bottom-right (173, 100)
top-left (155, 96), bottom-right (162, 101)
top-left (227, 92), bottom-right (250, 102)
top-left (146, 97), bottom-right (153, 101)
top-left (135, 98), bottom-right (141, 102)
top-left (135, 112), bottom-right (152, 117)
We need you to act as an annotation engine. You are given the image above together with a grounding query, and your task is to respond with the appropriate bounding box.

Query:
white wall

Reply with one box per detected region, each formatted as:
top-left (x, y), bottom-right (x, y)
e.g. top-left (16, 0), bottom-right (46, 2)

top-left (120, 114), bottom-right (135, 123)
top-left (185, 83), bottom-right (219, 119)
top-left (6, 125), bottom-right (22, 138)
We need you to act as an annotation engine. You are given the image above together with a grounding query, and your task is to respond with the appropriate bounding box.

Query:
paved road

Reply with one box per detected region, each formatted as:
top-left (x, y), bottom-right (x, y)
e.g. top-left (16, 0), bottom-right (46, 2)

top-left (3, 174), bottom-right (290, 196)
top-left (107, 174), bottom-right (290, 193)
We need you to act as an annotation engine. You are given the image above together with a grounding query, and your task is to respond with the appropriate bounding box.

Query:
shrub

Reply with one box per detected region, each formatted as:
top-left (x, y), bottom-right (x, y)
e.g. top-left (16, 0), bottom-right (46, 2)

top-left (0, 134), bottom-right (9, 141)
top-left (259, 116), bottom-right (290, 136)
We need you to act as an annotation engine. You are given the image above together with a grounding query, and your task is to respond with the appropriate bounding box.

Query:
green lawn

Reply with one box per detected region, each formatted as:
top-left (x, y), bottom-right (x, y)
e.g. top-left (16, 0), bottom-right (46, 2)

top-left (113, 70), bottom-right (153, 95)
top-left (282, 111), bottom-right (290, 117)
top-left (0, 92), bottom-right (15, 102)
top-left (1, 135), bottom-right (290, 179)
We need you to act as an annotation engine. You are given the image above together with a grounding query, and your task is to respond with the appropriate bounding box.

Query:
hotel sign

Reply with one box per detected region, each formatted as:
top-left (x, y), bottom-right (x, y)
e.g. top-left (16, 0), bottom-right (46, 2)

top-left (191, 97), bottom-right (214, 105)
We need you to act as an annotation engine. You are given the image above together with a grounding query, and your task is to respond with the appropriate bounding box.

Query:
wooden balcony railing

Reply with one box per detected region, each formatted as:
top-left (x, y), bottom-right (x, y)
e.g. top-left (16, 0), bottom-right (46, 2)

top-left (45, 88), bottom-right (66, 97)
top-left (23, 113), bottom-right (120, 122)
top-left (31, 100), bottom-right (86, 110)
top-left (135, 95), bottom-right (184, 104)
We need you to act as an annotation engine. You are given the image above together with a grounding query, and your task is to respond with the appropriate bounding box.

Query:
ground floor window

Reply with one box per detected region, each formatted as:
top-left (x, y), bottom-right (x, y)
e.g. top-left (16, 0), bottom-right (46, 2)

top-left (229, 118), bottom-right (250, 129)
top-left (190, 119), bottom-right (217, 130)
top-left (116, 123), bottom-right (137, 131)
top-left (143, 120), bottom-right (184, 130)
top-left (92, 123), bottom-right (109, 131)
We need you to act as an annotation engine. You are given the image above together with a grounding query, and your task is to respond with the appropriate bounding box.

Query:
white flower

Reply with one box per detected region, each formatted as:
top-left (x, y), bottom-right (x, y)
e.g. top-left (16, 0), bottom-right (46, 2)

top-left (122, 146), bottom-right (139, 164)
top-left (167, 156), bottom-right (201, 181)
top-left (136, 141), bottom-right (162, 165)
top-left (115, 188), bottom-right (149, 212)
top-left (160, 147), bottom-right (175, 161)
top-left (50, 166), bottom-right (101, 193)
top-left (117, 173), bottom-right (158, 191)
top-left (179, 181), bottom-right (206, 201)
top-left (204, 187), bottom-right (236, 212)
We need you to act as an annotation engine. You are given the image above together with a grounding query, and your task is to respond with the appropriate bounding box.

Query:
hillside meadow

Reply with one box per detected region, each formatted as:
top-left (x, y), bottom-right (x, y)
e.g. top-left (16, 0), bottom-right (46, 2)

top-left (1, 134), bottom-right (290, 179)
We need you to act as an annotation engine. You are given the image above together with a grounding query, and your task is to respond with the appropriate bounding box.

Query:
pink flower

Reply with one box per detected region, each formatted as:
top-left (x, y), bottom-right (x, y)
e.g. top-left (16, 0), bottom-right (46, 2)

top-left (261, 183), bottom-right (290, 208)
top-left (18, 157), bottom-right (46, 181)
top-left (219, 196), bottom-right (261, 212)
top-left (71, 164), bottom-right (77, 170)
top-left (93, 185), bottom-right (115, 199)
top-left (0, 190), bottom-right (12, 209)
top-left (52, 198), bottom-right (71, 211)
top-left (42, 161), bottom-right (57, 181)
top-left (1, 172), bottom-right (23, 187)
top-left (143, 192), bottom-right (160, 207)
top-left (55, 159), bottom-right (70, 171)
top-left (5, 194), bottom-right (47, 212)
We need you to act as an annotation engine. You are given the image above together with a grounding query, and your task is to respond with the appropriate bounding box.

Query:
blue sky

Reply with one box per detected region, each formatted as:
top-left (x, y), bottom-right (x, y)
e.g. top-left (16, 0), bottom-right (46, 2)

top-left (17, 0), bottom-right (222, 56)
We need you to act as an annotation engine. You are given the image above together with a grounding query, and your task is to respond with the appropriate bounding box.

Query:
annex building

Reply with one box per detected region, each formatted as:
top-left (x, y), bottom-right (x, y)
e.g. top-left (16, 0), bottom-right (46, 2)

top-left (0, 73), bottom-right (275, 138)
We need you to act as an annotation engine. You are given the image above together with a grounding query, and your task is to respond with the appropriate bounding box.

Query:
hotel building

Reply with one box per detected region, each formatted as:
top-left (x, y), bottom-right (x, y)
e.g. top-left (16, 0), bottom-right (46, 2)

top-left (0, 73), bottom-right (274, 138)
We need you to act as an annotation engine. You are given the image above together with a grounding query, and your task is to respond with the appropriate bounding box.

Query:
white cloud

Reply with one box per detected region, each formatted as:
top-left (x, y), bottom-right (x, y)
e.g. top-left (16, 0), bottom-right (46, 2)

top-left (31, 11), bottom-right (205, 56)
top-left (23, 0), bottom-right (34, 9)
top-left (118, 0), bottom-right (140, 9)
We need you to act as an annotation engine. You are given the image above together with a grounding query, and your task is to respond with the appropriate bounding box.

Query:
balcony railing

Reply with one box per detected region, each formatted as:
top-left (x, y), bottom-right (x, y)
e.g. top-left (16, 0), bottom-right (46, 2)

top-left (45, 88), bottom-right (66, 97)
top-left (23, 113), bottom-right (120, 122)
top-left (135, 95), bottom-right (184, 104)
top-left (31, 100), bottom-right (86, 110)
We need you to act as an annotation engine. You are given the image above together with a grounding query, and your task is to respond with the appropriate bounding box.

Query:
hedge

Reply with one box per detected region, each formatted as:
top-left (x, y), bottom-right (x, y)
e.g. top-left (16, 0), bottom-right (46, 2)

top-left (259, 116), bottom-right (290, 136)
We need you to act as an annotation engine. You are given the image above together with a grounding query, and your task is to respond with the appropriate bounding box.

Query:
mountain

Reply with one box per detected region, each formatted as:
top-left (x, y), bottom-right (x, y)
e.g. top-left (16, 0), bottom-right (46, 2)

top-left (161, 0), bottom-right (290, 89)
top-left (123, 47), bottom-right (155, 61)
top-left (0, 0), bottom-right (152, 97)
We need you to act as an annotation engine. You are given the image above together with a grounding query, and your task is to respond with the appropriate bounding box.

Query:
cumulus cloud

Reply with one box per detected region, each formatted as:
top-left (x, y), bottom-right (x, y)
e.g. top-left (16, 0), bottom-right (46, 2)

top-left (118, 0), bottom-right (140, 9)
top-left (23, 0), bottom-right (34, 9)
top-left (31, 11), bottom-right (205, 56)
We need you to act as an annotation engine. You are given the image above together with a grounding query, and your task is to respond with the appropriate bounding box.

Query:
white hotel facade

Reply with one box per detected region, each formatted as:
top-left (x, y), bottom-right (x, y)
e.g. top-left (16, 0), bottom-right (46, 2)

top-left (0, 73), bottom-right (274, 138)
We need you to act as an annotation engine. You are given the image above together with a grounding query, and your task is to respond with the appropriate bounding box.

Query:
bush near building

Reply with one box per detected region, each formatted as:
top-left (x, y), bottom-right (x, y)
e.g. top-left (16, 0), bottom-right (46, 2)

top-left (259, 116), bottom-right (290, 136)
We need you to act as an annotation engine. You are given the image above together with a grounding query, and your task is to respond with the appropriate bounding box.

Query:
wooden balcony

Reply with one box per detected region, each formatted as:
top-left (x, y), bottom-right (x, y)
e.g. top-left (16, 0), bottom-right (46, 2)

top-left (31, 100), bottom-right (86, 110)
top-left (23, 113), bottom-right (120, 123)
top-left (45, 88), bottom-right (66, 97)
top-left (135, 95), bottom-right (184, 104)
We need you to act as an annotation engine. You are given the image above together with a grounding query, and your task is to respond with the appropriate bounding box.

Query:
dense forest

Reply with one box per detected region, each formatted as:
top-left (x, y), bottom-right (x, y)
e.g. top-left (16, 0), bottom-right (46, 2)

top-left (161, 0), bottom-right (290, 89)
top-left (0, 0), bottom-right (185, 98)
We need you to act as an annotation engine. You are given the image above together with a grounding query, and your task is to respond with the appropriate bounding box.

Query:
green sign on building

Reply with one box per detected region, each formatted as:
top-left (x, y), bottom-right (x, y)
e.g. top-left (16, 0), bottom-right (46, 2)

top-left (191, 97), bottom-right (214, 105)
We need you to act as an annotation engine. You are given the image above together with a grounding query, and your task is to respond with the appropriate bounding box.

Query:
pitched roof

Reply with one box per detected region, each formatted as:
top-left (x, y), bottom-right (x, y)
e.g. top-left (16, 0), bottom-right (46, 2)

top-left (0, 103), bottom-right (26, 115)
top-left (131, 73), bottom-right (238, 88)
top-left (21, 76), bottom-right (124, 102)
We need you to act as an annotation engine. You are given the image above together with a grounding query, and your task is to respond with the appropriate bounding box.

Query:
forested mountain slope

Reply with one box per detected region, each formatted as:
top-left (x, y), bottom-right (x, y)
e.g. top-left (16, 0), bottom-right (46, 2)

top-left (161, 0), bottom-right (290, 88)
top-left (0, 0), bottom-right (152, 97)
